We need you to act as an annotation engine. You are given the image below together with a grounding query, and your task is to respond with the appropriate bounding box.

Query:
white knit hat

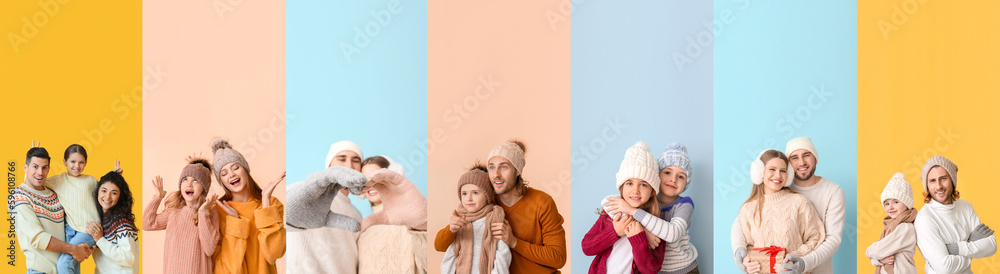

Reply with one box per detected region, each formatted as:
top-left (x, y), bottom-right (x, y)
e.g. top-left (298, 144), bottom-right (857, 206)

top-left (615, 141), bottom-right (660, 190)
top-left (749, 149), bottom-right (793, 187)
top-left (379, 155), bottom-right (406, 176)
top-left (881, 172), bottom-right (914, 209)
top-left (785, 136), bottom-right (818, 159)
top-left (326, 140), bottom-right (363, 168)
top-left (657, 142), bottom-right (693, 191)
top-left (920, 155), bottom-right (957, 193)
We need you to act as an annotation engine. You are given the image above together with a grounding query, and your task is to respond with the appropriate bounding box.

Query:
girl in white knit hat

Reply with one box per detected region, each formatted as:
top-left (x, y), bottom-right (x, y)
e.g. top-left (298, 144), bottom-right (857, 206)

top-left (732, 149), bottom-right (825, 274)
top-left (603, 142), bottom-right (700, 273)
top-left (582, 141), bottom-right (666, 274)
top-left (864, 172), bottom-right (917, 274)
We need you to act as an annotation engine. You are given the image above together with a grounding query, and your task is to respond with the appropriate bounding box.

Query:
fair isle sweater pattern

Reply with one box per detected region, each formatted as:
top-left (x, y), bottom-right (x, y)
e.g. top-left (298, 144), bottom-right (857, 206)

top-left (8, 186), bottom-right (65, 223)
top-left (103, 218), bottom-right (138, 244)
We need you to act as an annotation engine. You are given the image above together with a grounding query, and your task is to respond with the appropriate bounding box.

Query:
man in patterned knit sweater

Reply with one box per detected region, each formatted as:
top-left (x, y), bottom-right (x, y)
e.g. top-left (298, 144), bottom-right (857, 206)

top-left (8, 146), bottom-right (94, 273)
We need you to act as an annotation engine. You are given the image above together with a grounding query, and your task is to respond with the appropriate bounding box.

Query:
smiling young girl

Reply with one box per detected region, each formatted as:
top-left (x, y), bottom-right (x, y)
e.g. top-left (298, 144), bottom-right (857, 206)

top-left (583, 141), bottom-right (666, 274)
top-left (441, 164), bottom-right (512, 274)
top-left (85, 171), bottom-right (138, 273)
top-left (45, 144), bottom-right (122, 274)
top-left (732, 149), bottom-right (825, 274)
top-left (865, 172), bottom-right (917, 274)
top-left (143, 156), bottom-right (220, 274)
top-left (604, 142), bottom-right (699, 273)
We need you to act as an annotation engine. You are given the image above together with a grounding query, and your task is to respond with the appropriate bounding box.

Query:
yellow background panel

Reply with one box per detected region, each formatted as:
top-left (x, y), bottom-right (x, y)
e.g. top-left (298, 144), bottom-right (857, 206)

top-left (1, 0), bottom-right (141, 272)
top-left (859, 0), bottom-right (1000, 273)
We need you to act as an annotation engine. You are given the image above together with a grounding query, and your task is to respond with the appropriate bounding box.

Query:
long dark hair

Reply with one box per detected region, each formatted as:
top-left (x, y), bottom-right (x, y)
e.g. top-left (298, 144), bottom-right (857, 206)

top-left (93, 171), bottom-right (136, 231)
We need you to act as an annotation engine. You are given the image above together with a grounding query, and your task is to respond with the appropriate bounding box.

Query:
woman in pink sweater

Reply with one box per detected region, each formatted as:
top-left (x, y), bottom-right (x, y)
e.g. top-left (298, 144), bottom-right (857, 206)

top-left (143, 157), bottom-right (221, 274)
top-left (582, 141), bottom-right (666, 274)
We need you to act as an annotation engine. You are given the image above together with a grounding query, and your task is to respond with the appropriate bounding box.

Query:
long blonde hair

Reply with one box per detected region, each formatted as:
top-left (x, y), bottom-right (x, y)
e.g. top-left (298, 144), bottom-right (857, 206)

top-left (742, 150), bottom-right (795, 223)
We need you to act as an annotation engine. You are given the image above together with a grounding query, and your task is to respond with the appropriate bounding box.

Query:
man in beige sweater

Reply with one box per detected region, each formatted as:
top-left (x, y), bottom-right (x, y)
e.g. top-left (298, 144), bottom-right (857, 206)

top-left (287, 141), bottom-right (365, 273)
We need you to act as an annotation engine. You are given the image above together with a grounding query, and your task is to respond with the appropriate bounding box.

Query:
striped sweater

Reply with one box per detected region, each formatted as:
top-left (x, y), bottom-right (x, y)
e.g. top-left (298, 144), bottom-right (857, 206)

top-left (633, 197), bottom-right (698, 273)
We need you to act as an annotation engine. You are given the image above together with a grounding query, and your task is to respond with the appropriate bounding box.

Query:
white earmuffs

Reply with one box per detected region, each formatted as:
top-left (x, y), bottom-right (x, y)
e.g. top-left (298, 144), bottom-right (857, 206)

top-left (750, 149), bottom-right (793, 187)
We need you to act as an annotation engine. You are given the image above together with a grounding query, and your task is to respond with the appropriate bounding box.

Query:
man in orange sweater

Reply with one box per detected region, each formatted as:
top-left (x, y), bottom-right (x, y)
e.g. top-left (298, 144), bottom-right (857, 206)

top-left (435, 140), bottom-right (568, 273)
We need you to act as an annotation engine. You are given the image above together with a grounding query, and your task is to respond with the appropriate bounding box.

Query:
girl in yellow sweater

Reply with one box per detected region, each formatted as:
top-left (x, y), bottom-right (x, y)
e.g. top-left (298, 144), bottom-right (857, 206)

top-left (209, 138), bottom-right (286, 274)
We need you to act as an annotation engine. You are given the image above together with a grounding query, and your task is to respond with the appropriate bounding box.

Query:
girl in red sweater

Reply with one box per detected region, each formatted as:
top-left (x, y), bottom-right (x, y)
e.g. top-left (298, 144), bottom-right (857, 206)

top-left (582, 141), bottom-right (666, 274)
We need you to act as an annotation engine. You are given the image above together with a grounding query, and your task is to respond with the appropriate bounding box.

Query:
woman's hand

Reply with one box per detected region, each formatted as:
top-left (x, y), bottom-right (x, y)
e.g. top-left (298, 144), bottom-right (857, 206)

top-left (261, 171), bottom-right (285, 208)
top-left (152, 175), bottom-right (166, 199)
top-left (85, 221), bottom-right (103, 242)
top-left (743, 255), bottom-right (761, 274)
top-left (448, 210), bottom-right (469, 233)
top-left (113, 159), bottom-right (123, 174)
top-left (605, 196), bottom-right (639, 216)
top-left (216, 200), bottom-right (239, 218)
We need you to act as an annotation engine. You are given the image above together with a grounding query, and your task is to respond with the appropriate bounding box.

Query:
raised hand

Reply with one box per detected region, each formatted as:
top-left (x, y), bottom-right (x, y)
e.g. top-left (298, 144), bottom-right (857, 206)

top-left (152, 175), bottom-right (166, 199)
top-left (261, 171), bottom-right (285, 207)
top-left (113, 159), bottom-right (123, 174)
top-left (201, 193), bottom-right (219, 211)
top-left (216, 200), bottom-right (238, 218)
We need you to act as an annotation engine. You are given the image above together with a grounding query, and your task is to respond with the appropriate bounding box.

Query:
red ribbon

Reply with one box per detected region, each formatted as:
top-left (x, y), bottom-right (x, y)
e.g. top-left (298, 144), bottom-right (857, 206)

top-left (752, 246), bottom-right (786, 273)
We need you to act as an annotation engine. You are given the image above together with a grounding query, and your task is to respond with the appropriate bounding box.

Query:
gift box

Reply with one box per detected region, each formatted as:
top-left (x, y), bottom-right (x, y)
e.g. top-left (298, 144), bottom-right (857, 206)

top-left (747, 246), bottom-right (786, 274)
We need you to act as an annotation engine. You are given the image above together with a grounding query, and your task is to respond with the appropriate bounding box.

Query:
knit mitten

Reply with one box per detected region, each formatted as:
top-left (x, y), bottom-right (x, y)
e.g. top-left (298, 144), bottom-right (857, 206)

top-left (945, 242), bottom-right (959, 255)
top-left (286, 166), bottom-right (368, 231)
top-left (360, 169), bottom-right (428, 232)
top-left (969, 223), bottom-right (995, 242)
top-left (778, 255), bottom-right (805, 274)
top-left (735, 247), bottom-right (748, 273)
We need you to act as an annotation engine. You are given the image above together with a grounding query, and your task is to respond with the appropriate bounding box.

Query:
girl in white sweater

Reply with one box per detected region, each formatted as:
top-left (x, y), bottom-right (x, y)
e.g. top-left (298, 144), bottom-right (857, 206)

top-left (865, 172), bottom-right (917, 274)
top-left (914, 156), bottom-right (996, 274)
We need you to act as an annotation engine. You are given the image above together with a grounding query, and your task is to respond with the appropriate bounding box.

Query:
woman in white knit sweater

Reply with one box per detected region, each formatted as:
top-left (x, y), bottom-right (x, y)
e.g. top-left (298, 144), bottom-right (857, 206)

top-left (865, 172), bottom-right (917, 274)
top-left (732, 149), bottom-right (825, 274)
top-left (914, 156), bottom-right (996, 274)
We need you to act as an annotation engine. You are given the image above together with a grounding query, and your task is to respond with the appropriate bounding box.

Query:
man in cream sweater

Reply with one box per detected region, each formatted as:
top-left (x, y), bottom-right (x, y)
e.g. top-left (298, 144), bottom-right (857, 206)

top-left (915, 156), bottom-right (996, 274)
top-left (731, 137), bottom-right (845, 274)
top-left (287, 141), bottom-right (366, 273)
